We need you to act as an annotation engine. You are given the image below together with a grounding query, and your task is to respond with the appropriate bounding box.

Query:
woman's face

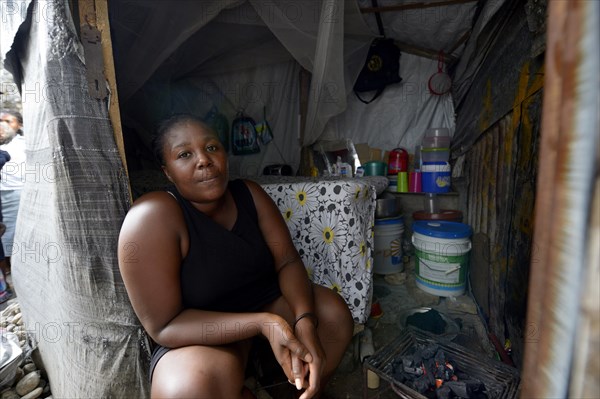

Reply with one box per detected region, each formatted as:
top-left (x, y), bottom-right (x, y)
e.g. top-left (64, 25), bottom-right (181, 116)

top-left (161, 121), bottom-right (229, 205)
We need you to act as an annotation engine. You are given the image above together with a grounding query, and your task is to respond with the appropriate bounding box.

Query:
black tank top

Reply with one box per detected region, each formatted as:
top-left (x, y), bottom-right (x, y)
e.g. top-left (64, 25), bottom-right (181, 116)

top-left (170, 179), bottom-right (282, 312)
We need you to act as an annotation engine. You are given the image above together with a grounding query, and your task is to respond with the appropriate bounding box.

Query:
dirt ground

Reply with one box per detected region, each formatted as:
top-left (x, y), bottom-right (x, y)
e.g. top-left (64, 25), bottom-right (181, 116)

top-left (321, 261), bottom-right (497, 399)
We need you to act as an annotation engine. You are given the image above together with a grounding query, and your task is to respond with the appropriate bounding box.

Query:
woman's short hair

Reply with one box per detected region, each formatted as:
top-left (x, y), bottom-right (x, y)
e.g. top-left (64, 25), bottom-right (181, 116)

top-left (152, 114), bottom-right (215, 166)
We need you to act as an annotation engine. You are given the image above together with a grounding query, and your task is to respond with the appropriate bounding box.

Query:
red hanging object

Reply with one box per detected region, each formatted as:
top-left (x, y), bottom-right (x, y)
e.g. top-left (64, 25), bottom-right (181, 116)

top-left (428, 51), bottom-right (452, 95)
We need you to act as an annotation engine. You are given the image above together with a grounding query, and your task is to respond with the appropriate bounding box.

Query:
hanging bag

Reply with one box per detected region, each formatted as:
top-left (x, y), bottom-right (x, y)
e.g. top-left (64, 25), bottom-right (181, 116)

top-left (353, 38), bottom-right (402, 104)
top-left (254, 106), bottom-right (274, 145)
top-left (353, 0), bottom-right (402, 104)
top-left (231, 111), bottom-right (260, 155)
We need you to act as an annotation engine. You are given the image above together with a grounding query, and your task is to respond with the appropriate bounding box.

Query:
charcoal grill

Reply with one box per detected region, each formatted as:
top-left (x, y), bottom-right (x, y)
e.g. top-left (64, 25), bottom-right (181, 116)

top-left (363, 327), bottom-right (521, 398)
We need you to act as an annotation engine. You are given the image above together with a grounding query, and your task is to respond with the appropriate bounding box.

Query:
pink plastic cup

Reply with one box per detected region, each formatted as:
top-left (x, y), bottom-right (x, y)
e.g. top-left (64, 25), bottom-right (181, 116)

top-left (409, 172), bottom-right (422, 192)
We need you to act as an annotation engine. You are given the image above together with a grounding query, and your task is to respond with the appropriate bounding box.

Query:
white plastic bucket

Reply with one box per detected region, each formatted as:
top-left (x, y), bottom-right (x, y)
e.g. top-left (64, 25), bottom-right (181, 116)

top-left (411, 221), bottom-right (472, 296)
top-left (374, 216), bottom-right (404, 274)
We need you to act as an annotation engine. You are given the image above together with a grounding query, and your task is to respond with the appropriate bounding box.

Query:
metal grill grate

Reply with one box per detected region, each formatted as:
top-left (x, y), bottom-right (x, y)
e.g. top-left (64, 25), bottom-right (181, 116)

top-left (363, 327), bottom-right (521, 398)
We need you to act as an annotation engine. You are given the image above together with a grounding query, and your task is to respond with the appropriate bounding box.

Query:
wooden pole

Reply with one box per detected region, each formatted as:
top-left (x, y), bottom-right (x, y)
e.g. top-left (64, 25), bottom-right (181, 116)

top-left (78, 0), bottom-right (132, 202)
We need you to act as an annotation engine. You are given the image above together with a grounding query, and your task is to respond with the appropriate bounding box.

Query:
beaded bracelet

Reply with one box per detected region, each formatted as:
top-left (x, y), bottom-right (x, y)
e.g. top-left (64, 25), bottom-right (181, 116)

top-left (293, 312), bottom-right (319, 331)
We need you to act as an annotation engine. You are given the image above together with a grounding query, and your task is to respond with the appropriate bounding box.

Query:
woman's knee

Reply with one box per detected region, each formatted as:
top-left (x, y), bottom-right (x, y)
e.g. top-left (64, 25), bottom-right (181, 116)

top-left (151, 345), bottom-right (247, 398)
top-left (313, 286), bottom-right (354, 345)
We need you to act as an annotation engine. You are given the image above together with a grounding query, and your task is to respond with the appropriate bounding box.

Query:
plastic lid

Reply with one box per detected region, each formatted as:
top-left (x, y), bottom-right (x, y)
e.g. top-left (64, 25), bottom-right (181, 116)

top-left (425, 128), bottom-right (450, 137)
top-left (421, 162), bottom-right (451, 172)
top-left (375, 216), bottom-right (404, 225)
top-left (413, 209), bottom-right (463, 222)
top-left (421, 137), bottom-right (451, 149)
top-left (413, 221), bottom-right (472, 239)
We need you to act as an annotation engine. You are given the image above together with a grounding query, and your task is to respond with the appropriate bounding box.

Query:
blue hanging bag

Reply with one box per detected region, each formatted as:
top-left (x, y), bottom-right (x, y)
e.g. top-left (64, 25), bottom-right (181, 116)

top-left (231, 111), bottom-right (260, 155)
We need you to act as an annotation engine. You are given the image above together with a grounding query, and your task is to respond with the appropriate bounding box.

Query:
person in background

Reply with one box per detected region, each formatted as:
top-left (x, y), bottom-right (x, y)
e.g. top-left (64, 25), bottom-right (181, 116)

top-left (0, 110), bottom-right (23, 136)
top-left (0, 121), bottom-right (13, 301)
top-left (0, 110), bottom-right (25, 276)
top-left (118, 114), bottom-right (354, 399)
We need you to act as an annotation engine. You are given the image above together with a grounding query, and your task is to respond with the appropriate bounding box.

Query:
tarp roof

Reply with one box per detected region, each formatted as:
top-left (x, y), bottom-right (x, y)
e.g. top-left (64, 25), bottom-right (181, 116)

top-left (2, 0), bottom-right (507, 175)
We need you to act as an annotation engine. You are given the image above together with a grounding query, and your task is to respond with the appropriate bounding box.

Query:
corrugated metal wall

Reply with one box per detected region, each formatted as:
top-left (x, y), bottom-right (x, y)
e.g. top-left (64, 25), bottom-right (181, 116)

top-left (454, 0), bottom-right (546, 369)
top-left (464, 87), bottom-right (542, 368)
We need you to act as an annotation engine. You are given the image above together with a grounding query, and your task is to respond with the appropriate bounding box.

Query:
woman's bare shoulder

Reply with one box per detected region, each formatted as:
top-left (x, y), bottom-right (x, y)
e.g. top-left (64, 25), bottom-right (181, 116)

top-left (122, 191), bottom-right (183, 233)
top-left (239, 179), bottom-right (268, 199)
top-left (130, 190), bottom-right (179, 211)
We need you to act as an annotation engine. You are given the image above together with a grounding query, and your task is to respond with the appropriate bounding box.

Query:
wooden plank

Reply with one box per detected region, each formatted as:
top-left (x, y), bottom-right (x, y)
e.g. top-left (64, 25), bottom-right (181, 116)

top-left (78, 0), bottom-right (132, 202)
top-left (522, 0), bottom-right (596, 396)
top-left (394, 40), bottom-right (458, 62)
top-left (78, 0), bottom-right (96, 25)
top-left (463, 99), bottom-right (541, 368)
top-left (447, 30), bottom-right (471, 56)
top-left (298, 68), bottom-right (312, 176)
top-left (360, 0), bottom-right (478, 14)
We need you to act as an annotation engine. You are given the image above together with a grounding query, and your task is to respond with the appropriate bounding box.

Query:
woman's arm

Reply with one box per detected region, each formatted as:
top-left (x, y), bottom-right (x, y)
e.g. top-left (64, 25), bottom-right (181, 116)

top-left (117, 191), bottom-right (295, 349)
top-left (243, 180), bottom-right (315, 321)
top-left (244, 180), bottom-right (326, 397)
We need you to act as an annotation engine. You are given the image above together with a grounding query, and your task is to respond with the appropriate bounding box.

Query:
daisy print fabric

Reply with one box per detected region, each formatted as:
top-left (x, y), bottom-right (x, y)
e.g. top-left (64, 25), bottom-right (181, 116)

top-left (261, 177), bottom-right (378, 323)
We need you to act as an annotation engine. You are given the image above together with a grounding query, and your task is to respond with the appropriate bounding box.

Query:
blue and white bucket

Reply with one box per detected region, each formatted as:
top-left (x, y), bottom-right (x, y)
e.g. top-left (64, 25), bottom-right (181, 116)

top-left (386, 175), bottom-right (398, 192)
top-left (374, 216), bottom-right (404, 274)
top-left (412, 221), bottom-right (472, 296)
top-left (422, 162), bottom-right (451, 193)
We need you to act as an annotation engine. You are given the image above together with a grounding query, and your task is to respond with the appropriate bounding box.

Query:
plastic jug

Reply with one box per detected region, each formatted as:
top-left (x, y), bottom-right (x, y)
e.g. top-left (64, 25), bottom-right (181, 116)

top-left (387, 148), bottom-right (408, 175)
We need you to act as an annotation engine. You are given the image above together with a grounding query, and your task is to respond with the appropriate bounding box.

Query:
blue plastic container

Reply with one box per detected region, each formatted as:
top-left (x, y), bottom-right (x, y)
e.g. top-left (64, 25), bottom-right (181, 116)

top-left (422, 162), bottom-right (451, 193)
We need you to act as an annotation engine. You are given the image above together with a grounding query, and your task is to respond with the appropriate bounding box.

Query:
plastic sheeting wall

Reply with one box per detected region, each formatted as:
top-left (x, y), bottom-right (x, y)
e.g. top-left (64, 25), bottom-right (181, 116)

top-left (5, 1), bottom-right (150, 396)
top-left (123, 60), bottom-right (306, 182)
top-left (323, 52), bottom-right (456, 155)
top-left (110, 0), bottom-right (488, 176)
top-left (110, 0), bottom-right (375, 177)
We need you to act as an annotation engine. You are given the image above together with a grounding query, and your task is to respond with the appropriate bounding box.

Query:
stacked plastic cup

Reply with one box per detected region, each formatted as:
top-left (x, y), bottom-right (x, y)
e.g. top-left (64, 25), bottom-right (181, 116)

top-left (421, 128), bottom-right (451, 193)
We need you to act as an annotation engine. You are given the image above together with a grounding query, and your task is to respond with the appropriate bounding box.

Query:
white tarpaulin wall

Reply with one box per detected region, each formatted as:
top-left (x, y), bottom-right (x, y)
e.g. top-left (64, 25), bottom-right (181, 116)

top-left (3, 1), bottom-right (151, 397)
top-left (3, 1), bottom-right (509, 176)
top-left (112, 0), bottom-right (376, 176)
top-left (323, 53), bottom-right (456, 155)
top-left (110, 0), bottom-right (477, 176)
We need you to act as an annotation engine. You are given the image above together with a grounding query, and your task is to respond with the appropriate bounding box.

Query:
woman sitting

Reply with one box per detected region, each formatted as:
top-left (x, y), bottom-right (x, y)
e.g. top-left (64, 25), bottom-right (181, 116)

top-left (117, 114), bottom-right (354, 399)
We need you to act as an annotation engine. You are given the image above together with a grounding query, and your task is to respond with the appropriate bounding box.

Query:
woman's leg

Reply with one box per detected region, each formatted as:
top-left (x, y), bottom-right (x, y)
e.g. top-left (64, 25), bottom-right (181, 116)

top-left (151, 340), bottom-right (254, 399)
top-left (306, 285), bottom-right (354, 382)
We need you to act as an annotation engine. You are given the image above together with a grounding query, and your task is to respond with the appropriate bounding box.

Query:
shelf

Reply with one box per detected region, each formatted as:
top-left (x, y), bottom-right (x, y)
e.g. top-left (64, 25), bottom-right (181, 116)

top-left (386, 191), bottom-right (459, 196)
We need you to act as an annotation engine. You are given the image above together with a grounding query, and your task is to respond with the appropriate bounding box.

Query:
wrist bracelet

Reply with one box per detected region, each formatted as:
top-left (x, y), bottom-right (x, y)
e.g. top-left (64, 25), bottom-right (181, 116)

top-left (293, 312), bottom-right (319, 331)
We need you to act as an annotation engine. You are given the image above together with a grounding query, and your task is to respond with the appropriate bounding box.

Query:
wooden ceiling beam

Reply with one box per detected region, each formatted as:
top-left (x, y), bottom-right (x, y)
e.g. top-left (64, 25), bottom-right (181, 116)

top-left (394, 40), bottom-right (459, 63)
top-left (360, 0), bottom-right (478, 14)
top-left (447, 30), bottom-right (472, 55)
